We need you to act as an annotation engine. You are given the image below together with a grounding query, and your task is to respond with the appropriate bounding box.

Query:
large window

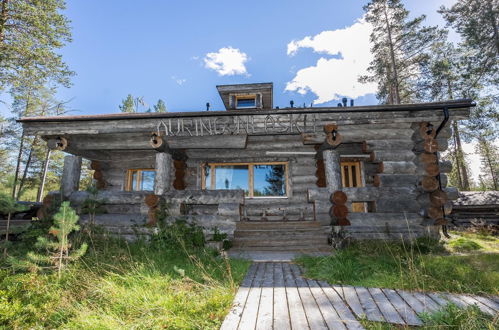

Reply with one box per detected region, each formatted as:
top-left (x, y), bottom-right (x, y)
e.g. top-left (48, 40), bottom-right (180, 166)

top-left (236, 95), bottom-right (256, 109)
top-left (126, 169), bottom-right (155, 191)
top-left (202, 162), bottom-right (288, 198)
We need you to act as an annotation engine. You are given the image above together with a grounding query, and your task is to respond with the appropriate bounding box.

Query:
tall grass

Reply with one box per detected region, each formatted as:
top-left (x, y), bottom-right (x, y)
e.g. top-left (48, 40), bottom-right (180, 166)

top-left (0, 228), bottom-right (250, 329)
top-left (297, 236), bottom-right (498, 295)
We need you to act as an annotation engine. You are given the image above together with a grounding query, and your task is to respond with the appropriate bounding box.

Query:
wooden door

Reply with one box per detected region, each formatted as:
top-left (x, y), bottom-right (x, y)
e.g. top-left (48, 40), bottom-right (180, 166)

top-left (340, 161), bottom-right (366, 212)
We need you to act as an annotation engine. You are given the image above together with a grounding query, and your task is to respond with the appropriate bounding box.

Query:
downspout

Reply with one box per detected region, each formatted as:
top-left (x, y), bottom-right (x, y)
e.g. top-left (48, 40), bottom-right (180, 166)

top-left (434, 107), bottom-right (451, 238)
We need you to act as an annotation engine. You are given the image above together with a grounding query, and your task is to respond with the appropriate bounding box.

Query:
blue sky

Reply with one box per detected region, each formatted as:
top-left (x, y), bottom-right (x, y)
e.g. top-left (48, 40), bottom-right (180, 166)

top-left (46, 0), bottom-right (454, 115)
top-left (0, 0), bottom-right (456, 116)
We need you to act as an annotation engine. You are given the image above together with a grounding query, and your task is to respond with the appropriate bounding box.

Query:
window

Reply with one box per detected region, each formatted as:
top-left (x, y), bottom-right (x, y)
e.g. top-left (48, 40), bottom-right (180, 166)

top-left (340, 161), bottom-right (366, 212)
top-left (126, 169), bottom-right (155, 191)
top-left (202, 162), bottom-right (288, 198)
top-left (236, 96), bottom-right (256, 109)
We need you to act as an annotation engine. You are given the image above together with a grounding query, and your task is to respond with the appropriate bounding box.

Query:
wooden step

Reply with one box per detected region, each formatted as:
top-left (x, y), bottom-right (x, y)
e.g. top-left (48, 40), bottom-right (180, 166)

top-left (237, 221), bottom-right (321, 230)
top-left (233, 236), bottom-right (328, 246)
top-left (234, 230), bottom-right (325, 238)
top-left (230, 246), bottom-right (331, 252)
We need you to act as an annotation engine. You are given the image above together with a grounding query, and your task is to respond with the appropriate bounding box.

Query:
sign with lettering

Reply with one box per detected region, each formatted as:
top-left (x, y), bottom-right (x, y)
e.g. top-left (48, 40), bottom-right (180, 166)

top-left (156, 113), bottom-right (319, 137)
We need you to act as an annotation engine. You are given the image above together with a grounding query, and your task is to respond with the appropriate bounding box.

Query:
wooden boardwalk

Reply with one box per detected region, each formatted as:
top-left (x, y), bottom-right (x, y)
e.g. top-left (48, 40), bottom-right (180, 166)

top-left (221, 262), bottom-right (499, 330)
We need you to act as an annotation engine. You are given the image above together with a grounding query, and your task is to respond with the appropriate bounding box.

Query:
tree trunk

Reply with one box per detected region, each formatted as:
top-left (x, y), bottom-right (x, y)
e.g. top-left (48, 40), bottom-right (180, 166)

top-left (0, 0), bottom-right (9, 44)
top-left (452, 121), bottom-right (470, 190)
top-left (37, 148), bottom-right (51, 202)
top-left (383, 2), bottom-right (401, 104)
top-left (17, 136), bottom-right (38, 199)
top-left (486, 0), bottom-right (499, 54)
top-left (2, 212), bottom-right (11, 256)
top-left (12, 131), bottom-right (25, 199)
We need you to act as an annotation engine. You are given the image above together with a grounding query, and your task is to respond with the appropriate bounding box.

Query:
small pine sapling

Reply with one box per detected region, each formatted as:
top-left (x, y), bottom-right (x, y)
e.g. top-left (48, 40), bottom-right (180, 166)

top-left (12, 201), bottom-right (88, 278)
top-left (80, 186), bottom-right (106, 226)
top-left (0, 193), bottom-right (27, 256)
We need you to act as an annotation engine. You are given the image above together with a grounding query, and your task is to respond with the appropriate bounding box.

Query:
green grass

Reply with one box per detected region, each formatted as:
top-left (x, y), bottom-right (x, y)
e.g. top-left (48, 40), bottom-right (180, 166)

top-left (448, 237), bottom-right (483, 252)
top-left (296, 234), bottom-right (499, 295)
top-left (360, 304), bottom-right (498, 329)
top-left (0, 234), bottom-right (251, 329)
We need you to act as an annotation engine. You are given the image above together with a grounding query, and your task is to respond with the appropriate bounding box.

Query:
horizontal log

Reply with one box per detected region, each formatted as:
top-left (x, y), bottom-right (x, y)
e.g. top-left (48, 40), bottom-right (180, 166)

top-left (444, 187), bottom-right (459, 200)
top-left (302, 129), bottom-right (413, 144)
top-left (370, 150), bottom-right (415, 162)
top-left (378, 161), bottom-right (417, 174)
top-left (308, 187), bottom-right (415, 202)
top-left (376, 198), bottom-right (420, 212)
top-left (347, 212), bottom-right (422, 226)
top-left (373, 174), bottom-right (419, 187)
top-left (362, 139), bottom-right (414, 152)
top-left (291, 175), bottom-right (317, 185)
top-left (162, 190), bottom-right (245, 204)
top-left (70, 191), bottom-right (151, 205)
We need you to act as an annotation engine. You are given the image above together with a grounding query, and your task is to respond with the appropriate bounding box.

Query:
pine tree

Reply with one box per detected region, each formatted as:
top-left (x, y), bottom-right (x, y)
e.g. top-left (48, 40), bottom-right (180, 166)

top-left (360, 0), bottom-right (445, 104)
top-left (119, 94), bottom-right (135, 113)
top-left (11, 201), bottom-right (87, 277)
top-left (0, 0), bottom-right (74, 95)
top-left (439, 0), bottom-right (499, 86)
top-left (154, 99), bottom-right (167, 113)
top-left (476, 137), bottom-right (499, 190)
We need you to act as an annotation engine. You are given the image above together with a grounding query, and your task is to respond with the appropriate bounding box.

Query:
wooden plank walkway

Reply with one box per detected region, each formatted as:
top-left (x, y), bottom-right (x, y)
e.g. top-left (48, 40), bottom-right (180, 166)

top-left (221, 262), bottom-right (499, 330)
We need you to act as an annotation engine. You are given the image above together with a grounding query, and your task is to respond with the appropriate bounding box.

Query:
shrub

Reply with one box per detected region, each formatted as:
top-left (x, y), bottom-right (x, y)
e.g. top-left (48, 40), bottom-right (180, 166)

top-left (420, 304), bottom-right (497, 329)
top-left (151, 219), bottom-right (205, 250)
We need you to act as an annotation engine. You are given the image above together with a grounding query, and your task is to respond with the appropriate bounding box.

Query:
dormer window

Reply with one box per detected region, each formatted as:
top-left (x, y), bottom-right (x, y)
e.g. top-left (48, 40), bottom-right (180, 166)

top-left (236, 95), bottom-right (256, 109)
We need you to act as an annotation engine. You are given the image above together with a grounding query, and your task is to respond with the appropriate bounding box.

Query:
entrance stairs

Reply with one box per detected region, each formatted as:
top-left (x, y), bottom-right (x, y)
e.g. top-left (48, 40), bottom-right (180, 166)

top-left (231, 221), bottom-right (330, 253)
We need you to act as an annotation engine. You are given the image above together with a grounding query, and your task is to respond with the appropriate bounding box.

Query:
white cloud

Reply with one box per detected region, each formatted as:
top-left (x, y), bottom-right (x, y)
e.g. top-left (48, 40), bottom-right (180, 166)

top-left (286, 17), bottom-right (376, 104)
top-left (204, 47), bottom-right (249, 76)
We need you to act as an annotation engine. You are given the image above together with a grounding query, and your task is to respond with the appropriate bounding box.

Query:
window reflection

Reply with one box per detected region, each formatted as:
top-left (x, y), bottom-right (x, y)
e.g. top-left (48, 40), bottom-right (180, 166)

top-left (254, 164), bottom-right (286, 197)
top-left (214, 165), bottom-right (249, 195)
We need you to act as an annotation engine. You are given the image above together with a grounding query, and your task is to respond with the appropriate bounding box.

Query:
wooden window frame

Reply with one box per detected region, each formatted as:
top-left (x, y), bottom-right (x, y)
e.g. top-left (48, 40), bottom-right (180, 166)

top-left (125, 168), bottom-right (155, 191)
top-left (340, 161), bottom-right (367, 212)
top-left (201, 162), bottom-right (289, 198)
top-left (235, 94), bottom-right (257, 109)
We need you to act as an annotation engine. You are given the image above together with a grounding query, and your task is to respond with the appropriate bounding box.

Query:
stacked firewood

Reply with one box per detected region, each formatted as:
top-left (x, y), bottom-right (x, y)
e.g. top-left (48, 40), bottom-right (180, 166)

top-left (414, 122), bottom-right (452, 225)
top-left (90, 161), bottom-right (107, 189)
top-left (330, 190), bottom-right (350, 226)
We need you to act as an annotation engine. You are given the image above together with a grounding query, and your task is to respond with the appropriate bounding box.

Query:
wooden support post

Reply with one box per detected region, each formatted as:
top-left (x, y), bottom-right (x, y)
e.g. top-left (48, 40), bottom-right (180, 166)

top-left (61, 155), bottom-right (82, 199)
top-left (154, 152), bottom-right (172, 195)
top-left (323, 149), bottom-right (342, 191)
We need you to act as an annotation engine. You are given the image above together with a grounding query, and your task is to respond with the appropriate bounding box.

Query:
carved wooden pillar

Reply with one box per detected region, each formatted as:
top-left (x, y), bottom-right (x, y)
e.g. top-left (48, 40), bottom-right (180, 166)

top-left (154, 152), bottom-right (172, 195)
top-left (323, 149), bottom-right (342, 191)
top-left (61, 155), bottom-right (82, 199)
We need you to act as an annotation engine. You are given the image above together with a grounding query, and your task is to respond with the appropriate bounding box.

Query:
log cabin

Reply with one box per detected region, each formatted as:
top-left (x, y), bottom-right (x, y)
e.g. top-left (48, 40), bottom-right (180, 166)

top-left (18, 83), bottom-right (473, 252)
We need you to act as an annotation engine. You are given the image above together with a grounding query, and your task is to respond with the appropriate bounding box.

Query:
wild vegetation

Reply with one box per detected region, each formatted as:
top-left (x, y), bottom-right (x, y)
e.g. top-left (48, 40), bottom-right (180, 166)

top-left (0, 217), bottom-right (250, 329)
top-left (297, 230), bottom-right (499, 295)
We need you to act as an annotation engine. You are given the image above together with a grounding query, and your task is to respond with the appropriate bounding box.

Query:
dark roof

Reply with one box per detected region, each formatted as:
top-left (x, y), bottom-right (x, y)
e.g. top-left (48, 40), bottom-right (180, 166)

top-left (453, 191), bottom-right (499, 206)
top-left (18, 99), bottom-right (474, 123)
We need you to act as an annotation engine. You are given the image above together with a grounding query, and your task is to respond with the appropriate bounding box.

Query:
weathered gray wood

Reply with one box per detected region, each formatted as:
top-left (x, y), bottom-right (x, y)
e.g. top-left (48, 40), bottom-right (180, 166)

top-left (363, 139), bottom-right (414, 152)
top-left (412, 292), bottom-right (441, 312)
top-left (379, 161), bottom-right (417, 174)
top-left (256, 263), bottom-right (274, 330)
top-left (61, 155), bottom-right (82, 199)
top-left (238, 263), bottom-right (265, 329)
top-left (282, 263), bottom-right (309, 330)
top-left (308, 187), bottom-right (416, 202)
top-left (472, 295), bottom-right (499, 312)
top-left (323, 150), bottom-right (342, 191)
top-left (426, 292), bottom-right (449, 307)
top-left (382, 289), bottom-right (422, 326)
top-left (220, 263), bottom-right (258, 330)
top-left (396, 290), bottom-right (428, 314)
top-left (348, 213), bottom-right (422, 226)
top-left (375, 174), bottom-right (419, 187)
top-left (306, 279), bottom-right (347, 330)
top-left (319, 283), bottom-right (364, 330)
top-left (368, 287), bottom-right (405, 324)
top-left (273, 263), bottom-right (291, 330)
top-left (441, 293), bottom-right (468, 308)
top-left (444, 187), bottom-right (459, 200)
top-left (355, 286), bottom-right (385, 322)
top-left (413, 138), bottom-right (448, 152)
top-left (370, 150), bottom-right (416, 162)
top-left (289, 263), bottom-right (328, 330)
top-left (154, 152), bottom-right (172, 195)
top-left (457, 295), bottom-right (497, 315)
top-left (162, 189), bottom-right (245, 204)
top-left (335, 285), bottom-right (365, 318)
top-left (376, 198), bottom-right (420, 212)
